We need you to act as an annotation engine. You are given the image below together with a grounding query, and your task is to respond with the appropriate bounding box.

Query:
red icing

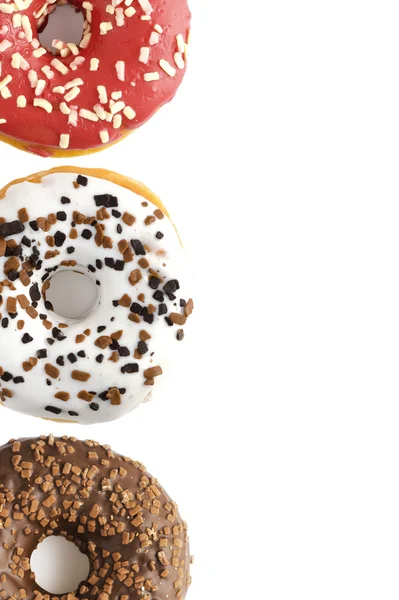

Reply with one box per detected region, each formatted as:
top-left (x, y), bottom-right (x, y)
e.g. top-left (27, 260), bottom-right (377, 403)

top-left (0, 0), bottom-right (190, 152)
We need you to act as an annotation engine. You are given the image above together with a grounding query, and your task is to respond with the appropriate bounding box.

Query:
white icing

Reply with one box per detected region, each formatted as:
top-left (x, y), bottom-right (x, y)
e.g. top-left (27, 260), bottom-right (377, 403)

top-left (0, 172), bottom-right (193, 424)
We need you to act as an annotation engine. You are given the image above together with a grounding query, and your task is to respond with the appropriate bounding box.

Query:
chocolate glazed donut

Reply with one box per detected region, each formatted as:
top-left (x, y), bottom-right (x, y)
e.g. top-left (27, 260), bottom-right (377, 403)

top-left (0, 436), bottom-right (191, 599)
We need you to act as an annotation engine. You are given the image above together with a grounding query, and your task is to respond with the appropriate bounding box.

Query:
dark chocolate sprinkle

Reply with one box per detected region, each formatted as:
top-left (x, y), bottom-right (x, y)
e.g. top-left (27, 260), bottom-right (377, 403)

top-left (156, 231), bottom-right (164, 239)
top-left (56, 356), bottom-right (65, 366)
top-left (1, 372), bottom-right (13, 382)
top-left (94, 194), bottom-right (118, 207)
top-left (0, 220), bottom-right (24, 238)
top-left (90, 403), bottom-right (99, 411)
top-left (61, 196), bottom-right (71, 204)
top-left (45, 406), bottom-right (62, 414)
top-left (131, 239), bottom-right (146, 255)
top-left (13, 376), bottom-right (24, 384)
top-left (66, 247), bottom-right (75, 254)
top-left (148, 277), bottom-right (160, 291)
top-left (158, 303), bottom-right (167, 316)
top-left (77, 175), bottom-right (88, 186)
top-left (67, 353), bottom-right (77, 364)
top-left (54, 231), bottom-right (66, 247)
top-left (56, 211), bottom-right (67, 221)
top-left (96, 354), bottom-right (104, 363)
top-left (29, 220), bottom-right (39, 232)
top-left (138, 341), bottom-right (148, 354)
top-left (77, 350), bottom-right (86, 358)
top-left (121, 363), bottom-right (139, 374)
top-left (22, 333), bottom-right (33, 343)
top-left (82, 229), bottom-right (92, 240)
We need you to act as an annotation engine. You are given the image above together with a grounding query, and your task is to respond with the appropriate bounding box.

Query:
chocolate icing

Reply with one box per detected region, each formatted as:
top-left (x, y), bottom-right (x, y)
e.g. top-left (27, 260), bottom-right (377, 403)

top-left (0, 436), bottom-right (191, 599)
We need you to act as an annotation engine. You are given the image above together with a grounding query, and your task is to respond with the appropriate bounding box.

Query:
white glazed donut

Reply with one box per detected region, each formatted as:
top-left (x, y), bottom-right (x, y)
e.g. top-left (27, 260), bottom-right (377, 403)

top-left (0, 167), bottom-right (193, 424)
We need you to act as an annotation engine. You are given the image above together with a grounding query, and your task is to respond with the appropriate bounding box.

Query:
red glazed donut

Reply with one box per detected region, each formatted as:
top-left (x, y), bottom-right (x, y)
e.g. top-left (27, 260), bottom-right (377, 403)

top-left (0, 0), bottom-right (191, 156)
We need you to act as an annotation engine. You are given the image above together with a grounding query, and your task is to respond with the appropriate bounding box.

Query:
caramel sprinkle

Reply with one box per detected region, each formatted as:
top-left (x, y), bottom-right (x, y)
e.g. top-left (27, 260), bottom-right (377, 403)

top-left (71, 370), bottom-right (91, 382)
top-left (45, 364), bottom-right (60, 379)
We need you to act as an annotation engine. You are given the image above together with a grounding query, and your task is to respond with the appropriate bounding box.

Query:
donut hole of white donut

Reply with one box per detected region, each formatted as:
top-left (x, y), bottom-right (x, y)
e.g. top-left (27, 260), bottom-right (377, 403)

top-left (45, 267), bottom-right (99, 320)
top-left (37, 0), bottom-right (86, 56)
top-left (30, 535), bottom-right (90, 594)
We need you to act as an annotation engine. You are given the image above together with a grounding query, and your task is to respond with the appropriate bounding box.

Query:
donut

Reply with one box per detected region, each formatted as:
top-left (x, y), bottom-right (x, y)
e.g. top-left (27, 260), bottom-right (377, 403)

top-left (0, 167), bottom-right (194, 424)
top-left (0, 0), bottom-right (191, 157)
top-left (0, 435), bottom-right (192, 598)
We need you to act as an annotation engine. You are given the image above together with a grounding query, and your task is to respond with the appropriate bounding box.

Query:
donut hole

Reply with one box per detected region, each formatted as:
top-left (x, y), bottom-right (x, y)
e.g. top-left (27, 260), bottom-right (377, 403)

top-left (38, 2), bottom-right (85, 54)
top-left (31, 536), bottom-right (90, 594)
top-left (45, 269), bottom-right (99, 320)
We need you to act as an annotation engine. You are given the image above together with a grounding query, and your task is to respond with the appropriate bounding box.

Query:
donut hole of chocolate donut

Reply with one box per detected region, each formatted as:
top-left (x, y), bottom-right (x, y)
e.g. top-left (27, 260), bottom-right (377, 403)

top-left (45, 268), bottom-right (99, 320)
top-left (30, 535), bottom-right (90, 594)
top-left (38, 1), bottom-right (85, 55)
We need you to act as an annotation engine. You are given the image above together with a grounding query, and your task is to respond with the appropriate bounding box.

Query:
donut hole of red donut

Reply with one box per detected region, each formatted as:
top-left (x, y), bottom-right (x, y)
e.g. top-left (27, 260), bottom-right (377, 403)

top-left (38, 1), bottom-right (85, 55)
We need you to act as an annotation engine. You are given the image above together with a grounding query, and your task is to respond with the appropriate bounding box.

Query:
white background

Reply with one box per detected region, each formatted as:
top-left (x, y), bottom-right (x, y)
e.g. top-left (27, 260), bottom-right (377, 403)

top-left (2, 0), bottom-right (399, 598)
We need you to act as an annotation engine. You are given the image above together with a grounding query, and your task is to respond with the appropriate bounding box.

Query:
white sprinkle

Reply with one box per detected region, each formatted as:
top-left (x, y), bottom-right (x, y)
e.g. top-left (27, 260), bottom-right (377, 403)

top-left (67, 42), bottom-right (80, 56)
top-left (16, 95), bottom-right (26, 108)
top-left (64, 78), bottom-right (83, 90)
top-left (68, 108), bottom-right (78, 126)
top-left (144, 72), bottom-right (159, 82)
top-left (0, 40), bottom-right (12, 53)
top-left (159, 59), bottom-right (176, 77)
top-left (99, 130), bottom-right (109, 144)
top-left (139, 47), bottom-right (150, 64)
top-left (1, 87), bottom-right (11, 99)
top-left (11, 53), bottom-right (21, 69)
top-left (90, 58), bottom-right (99, 71)
top-left (60, 47), bottom-right (71, 58)
top-left (154, 23), bottom-right (163, 33)
top-left (130, 81), bottom-right (136, 87)
top-left (0, 3), bottom-right (14, 13)
top-left (141, 15), bottom-right (150, 20)
top-left (113, 114), bottom-right (122, 128)
top-left (123, 106), bottom-right (136, 120)
top-left (93, 103), bottom-right (107, 119)
top-left (0, 75), bottom-right (12, 90)
top-left (12, 13), bottom-right (21, 27)
top-left (64, 86), bottom-right (80, 102)
top-left (20, 55), bottom-right (30, 70)
top-left (51, 58), bottom-right (69, 74)
top-left (105, 111), bottom-right (113, 122)
top-left (79, 33), bottom-right (91, 49)
top-left (28, 69), bottom-right (38, 88)
top-left (79, 108), bottom-right (99, 122)
top-left (33, 47), bottom-right (47, 58)
top-left (82, 1), bottom-right (93, 9)
top-left (174, 52), bottom-right (185, 69)
top-left (59, 133), bottom-right (70, 149)
top-left (111, 90), bottom-right (122, 100)
top-left (138, 0), bottom-right (152, 14)
top-left (52, 39), bottom-right (64, 51)
top-left (97, 85), bottom-right (107, 104)
top-left (124, 6), bottom-right (135, 16)
top-left (149, 31), bottom-right (159, 45)
top-left (31, 38), bottom-right (40, 50)
top-left (41, 65), bottom-right (55, 79)
top-left (14, 0), bottom-right (25, 10)
top-left (21, 15), bottom-right (32, 42)
top-left (33, 98), bottom-right (52, 113)
top-left (52, 86), bottom-right (65, 94)
top-left (110, 100), bottom-right (125, 114)
top-left (106, 4), bottom-right (115, 13)
top-left (115, 6), bottom-right (124, 25)
top-left (115, 60), bottom-right (125, 81)
top-left (100, 21), bottom-right (113, 34)
top-left (0, 118), bottom-right (6, 124)
top-left (59, 101), bottom-right (70, 115)
top-left (35, 79), bottom-right (46, 95)
top-left (70, 56), bottom-right (85, 70)
top-left (176, 33), bottom-right (185, 53)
